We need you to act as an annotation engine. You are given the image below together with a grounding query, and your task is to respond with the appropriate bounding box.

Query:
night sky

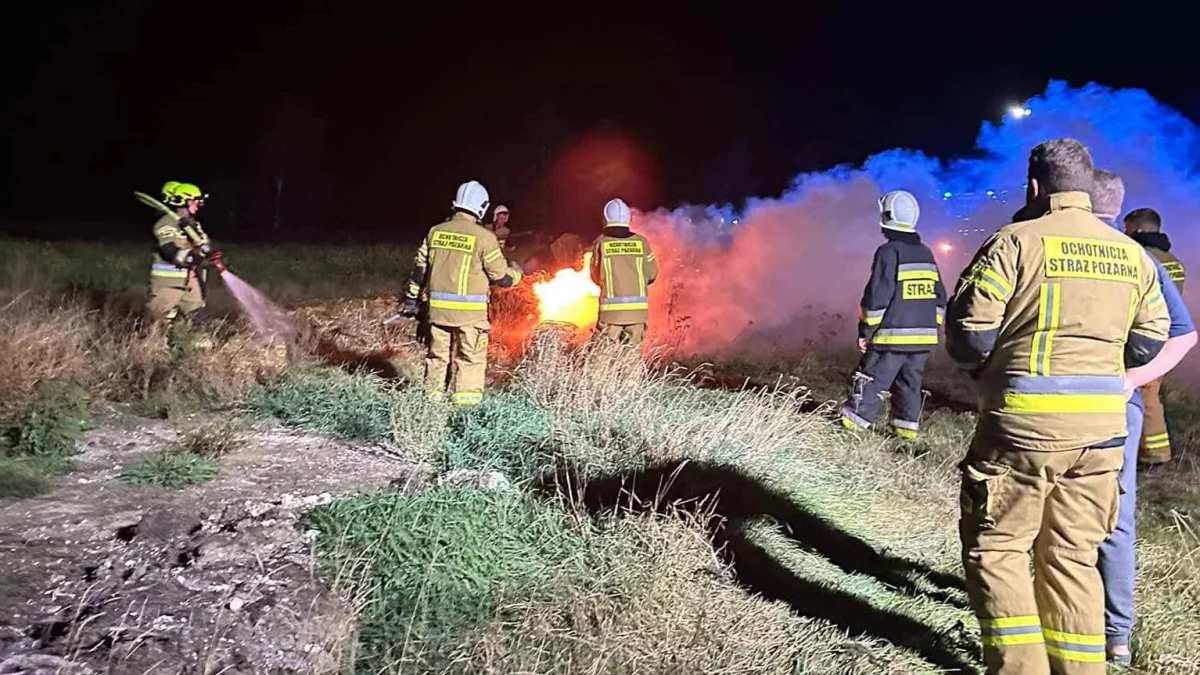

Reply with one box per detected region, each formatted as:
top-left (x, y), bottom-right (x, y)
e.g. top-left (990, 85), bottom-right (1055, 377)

top-left (0, 3), bottom-right (1195, 242)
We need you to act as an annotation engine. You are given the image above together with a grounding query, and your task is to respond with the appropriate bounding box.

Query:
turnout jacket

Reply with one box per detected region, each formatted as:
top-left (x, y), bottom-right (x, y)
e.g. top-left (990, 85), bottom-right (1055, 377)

top-left (150, 210), bottom-right (211, 289)
top-left (1132, 231), bottom-right (1185, 292)
top-left (857, 230), bottom-right (948, 352)
top-left (590, 226), bottom-right (658, 325)
top-left (946, 191), bottom-right (1170, 452)
top-left (406, 212), bottom-right (521, 327)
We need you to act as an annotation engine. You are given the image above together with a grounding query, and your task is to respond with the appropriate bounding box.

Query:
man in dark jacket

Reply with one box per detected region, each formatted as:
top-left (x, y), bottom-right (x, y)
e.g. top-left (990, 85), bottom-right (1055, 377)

top-left (840, 189), bottom-right (947, 438)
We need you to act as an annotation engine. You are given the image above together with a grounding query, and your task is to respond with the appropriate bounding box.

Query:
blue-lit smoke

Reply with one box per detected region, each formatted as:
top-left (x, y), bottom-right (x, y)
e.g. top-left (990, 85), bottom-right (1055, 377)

top-left (639, 80), bottom-right (1200, 359)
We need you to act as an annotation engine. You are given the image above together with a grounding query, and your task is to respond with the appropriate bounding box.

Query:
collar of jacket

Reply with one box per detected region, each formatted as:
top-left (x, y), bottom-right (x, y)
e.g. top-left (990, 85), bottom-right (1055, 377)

top-left (603, 225), bottom-right (634, 238)
top-left (882, 228), bottom-right (920, 244)
top-left (1131, 230), bottom-right (1172, 252)
top-left (1011, 191), bottom-right (1093, 223)
top-left (1048, 191), bottom-right (1093, 213)
top-left (451, 211), bottom-right (480, 225)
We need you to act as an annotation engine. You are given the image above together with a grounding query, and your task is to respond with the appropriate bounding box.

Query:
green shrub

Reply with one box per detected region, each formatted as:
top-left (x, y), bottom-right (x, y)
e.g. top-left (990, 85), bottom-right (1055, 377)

top-left (248, 368), bottom-right (393, 441)
top-left (305, 488), bottom-right (589, 672)
top-left (0, 456), bottom-right (54, 499)
top-left (441, 392), bottom-right (554, 481)
top-left (0, 379), bottom-right (93, 459)
top-left (120, 451), bottom-right (220, 488)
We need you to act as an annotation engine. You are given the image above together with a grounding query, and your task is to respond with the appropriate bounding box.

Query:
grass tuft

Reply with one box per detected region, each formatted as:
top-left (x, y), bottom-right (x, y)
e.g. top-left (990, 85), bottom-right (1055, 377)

top-left (170, 418), bottom-right (244, 460)
top-left (306, 488), bottom-right (590, 672)
top-left (248, 368), bottom-right (394, 441)
top-left (120, 450), bottom-right (220, 488)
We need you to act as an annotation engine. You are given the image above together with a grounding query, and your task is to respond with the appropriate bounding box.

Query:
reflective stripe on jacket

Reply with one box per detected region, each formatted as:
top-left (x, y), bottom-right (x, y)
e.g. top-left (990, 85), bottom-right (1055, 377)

top-left (858, 231), bottom-right (947, 353)
top-left (590, 227), bottom-right (658, 325)
top-left (946, 191), bottom-right (1170, 451)
top-left (410, 212), bottom-right (520, 327)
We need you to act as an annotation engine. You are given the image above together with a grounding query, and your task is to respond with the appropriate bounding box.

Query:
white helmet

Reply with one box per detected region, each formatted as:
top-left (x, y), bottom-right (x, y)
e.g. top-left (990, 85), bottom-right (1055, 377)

top-left (879, 190), bottom-right (920, 232)
top-left (453, 180), bottom-right (490, 220)
top-left (493, 204), bottom-right (509, 217)
top-left (603, 198), bottom-right (631, 227)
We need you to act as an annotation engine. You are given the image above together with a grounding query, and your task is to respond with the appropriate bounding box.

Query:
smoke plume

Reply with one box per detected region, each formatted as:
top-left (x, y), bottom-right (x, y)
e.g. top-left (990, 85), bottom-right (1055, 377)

top-left (637, 81), bottom-right (1200, 368)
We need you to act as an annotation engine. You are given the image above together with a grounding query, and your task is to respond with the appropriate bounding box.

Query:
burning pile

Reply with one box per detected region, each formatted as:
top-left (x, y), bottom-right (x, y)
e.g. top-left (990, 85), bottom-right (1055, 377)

top-left (531, 252), bottom-right (601, 329)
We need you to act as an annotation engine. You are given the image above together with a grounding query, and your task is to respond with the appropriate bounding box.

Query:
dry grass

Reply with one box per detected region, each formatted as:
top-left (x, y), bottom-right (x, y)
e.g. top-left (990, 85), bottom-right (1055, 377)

top-left (0, 292), bottom-right (286, 417)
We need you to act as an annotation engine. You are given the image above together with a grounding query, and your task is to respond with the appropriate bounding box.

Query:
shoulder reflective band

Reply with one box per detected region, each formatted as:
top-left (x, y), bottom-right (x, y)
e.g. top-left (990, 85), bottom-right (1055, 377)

top-left (599, 296), bottom-right (649, 311)
top-left (483, 248), bottom-right (504, 263)
top-left (990, 375), bottom-right (1125, 414)
top-left (972, 266), bottom-right (1012, 301)
top-left (870, 327), bottom-right (938, 345)
top-left (431, 231), bottom-right (477, 253)
top-left (1029, 283), bottom-right (1061, 376)
top-left (601, 240), bottom-right (645, 256)
top-left (860, 307), bottom-right (885, 326)
top-left (1043, 236), bottom-right (1141, 285)
top-left (429, 291), bottom-right (488, 311)
top-left (897, 262), bottom-right (939, 281)
top-left (151, 263), bottom-right (188, 278)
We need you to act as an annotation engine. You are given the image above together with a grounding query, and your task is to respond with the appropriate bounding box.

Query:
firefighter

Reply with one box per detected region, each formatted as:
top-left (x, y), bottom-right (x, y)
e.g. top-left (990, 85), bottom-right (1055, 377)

top-left (489, 204), bottom-right (511, 251)
top-left (946, 139), bottom-right (1170, 675)
top-left (589, 198), bottom-right (658, 345)
top-left (146, 181), bottom-right (218, 342)
top-left (1091, 170), bottom-right (1197, 665)
top-left (400, 180), bottom-right (522, 406)
top-left (1123, 207), bottom-right (1186, 466)
top-left (839, 189), bottom-right (946, 438)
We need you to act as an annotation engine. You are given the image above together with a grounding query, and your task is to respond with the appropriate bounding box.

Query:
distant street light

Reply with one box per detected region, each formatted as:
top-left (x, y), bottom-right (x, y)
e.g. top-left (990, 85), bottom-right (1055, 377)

top-left (937, 241), bottom-right (954, 254)
top-left (1009, 106), bottom-right (1032, 119)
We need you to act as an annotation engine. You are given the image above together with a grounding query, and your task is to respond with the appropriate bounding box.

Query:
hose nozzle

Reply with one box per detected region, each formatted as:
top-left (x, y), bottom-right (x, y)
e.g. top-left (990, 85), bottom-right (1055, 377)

top-left (208, 250), bottom-right (227, 273)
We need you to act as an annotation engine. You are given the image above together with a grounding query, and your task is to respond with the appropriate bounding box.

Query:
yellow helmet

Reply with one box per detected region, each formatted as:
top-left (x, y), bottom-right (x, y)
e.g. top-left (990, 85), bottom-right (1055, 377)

top-left (161, 181), bottom-right (181, 204)
top-left (166, 182), bottom-right (207, 207)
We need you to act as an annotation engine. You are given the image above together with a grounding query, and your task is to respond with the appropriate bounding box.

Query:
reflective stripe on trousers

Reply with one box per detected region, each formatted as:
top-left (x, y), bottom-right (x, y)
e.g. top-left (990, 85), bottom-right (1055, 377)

top-left (429, 291), bottom-right (488, 311)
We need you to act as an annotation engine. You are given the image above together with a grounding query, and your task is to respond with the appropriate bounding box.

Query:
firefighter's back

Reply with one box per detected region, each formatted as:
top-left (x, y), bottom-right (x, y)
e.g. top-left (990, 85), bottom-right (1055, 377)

top-left (425, 212), bottom-right (498, 327)
top-left (976, 196), bottom-right (1162, 450)
top-left (594, 231), bottom-right (653, 326)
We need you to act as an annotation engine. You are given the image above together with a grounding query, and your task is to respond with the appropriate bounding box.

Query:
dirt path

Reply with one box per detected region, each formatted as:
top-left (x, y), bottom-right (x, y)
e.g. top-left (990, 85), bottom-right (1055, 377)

top-left (0, 410), bottom-right (420, 674)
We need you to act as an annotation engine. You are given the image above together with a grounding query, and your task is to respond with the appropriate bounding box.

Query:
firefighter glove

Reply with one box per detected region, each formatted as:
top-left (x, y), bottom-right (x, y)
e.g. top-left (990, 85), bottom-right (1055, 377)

top-left (401, 297), bottom-right (420, 317)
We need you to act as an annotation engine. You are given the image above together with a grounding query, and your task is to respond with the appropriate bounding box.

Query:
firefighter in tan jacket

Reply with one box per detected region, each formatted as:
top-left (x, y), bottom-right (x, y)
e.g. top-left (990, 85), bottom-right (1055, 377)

top-left (147, 182), bottom-right (215, 326)
top-left (589, 198), bottom-right (658, 345)
top-left (946, 139), bottom-right (1169, 675)
top-left (401, 181), bottom-right (522, 406)
top-left (1123, 207), bottom-right (1186, 465)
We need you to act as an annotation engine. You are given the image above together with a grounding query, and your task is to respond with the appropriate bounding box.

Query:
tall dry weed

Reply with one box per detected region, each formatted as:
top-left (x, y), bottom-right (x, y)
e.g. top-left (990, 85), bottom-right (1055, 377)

top-left (0, 292), bottom-right (283, 415)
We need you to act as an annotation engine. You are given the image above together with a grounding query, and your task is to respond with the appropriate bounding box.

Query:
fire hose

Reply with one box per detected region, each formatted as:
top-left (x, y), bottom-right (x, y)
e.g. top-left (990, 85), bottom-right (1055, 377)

top-left (135, 190), bottom-right (229, 274)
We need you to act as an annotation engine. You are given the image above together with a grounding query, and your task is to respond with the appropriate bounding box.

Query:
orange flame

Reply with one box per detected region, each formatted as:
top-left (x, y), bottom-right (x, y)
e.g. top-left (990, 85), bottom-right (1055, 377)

top-left (532, 251), bottom-right (601, 327)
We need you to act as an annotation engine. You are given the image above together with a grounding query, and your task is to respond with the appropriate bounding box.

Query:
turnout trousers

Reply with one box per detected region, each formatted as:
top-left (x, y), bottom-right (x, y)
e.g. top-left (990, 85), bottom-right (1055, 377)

top-left (425, 319), bottom-right (489, 406)
top-left (840, 349), bottom-right (929, 437)
top-left (595, 322), bottom-right (646, 346)
top-left (146, 277), bottom-right (204, 324)
top-left (959, 435), bottom-right (1123, 674)
top-left (1138, 377), bottom-right (1171, 465)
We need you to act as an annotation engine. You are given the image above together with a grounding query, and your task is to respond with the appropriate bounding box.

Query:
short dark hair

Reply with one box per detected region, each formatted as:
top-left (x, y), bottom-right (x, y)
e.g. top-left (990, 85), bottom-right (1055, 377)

top-left (1124, 207), bottom-right (1162, 232)
top-left (1028, 138), bottom-right (1094, 195)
